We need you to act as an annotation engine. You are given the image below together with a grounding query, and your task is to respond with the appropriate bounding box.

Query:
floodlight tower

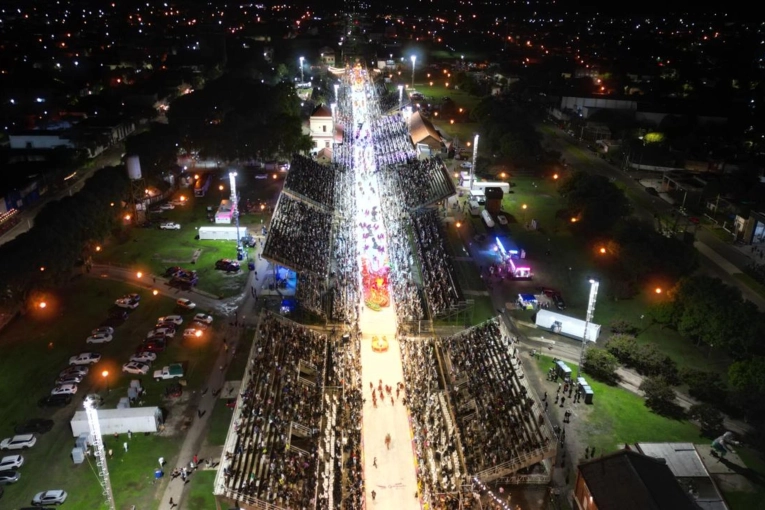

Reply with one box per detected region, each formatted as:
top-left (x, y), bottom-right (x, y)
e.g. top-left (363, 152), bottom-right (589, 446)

top-left (84, 397), bottom-right (117, 510)
top-left (299, 56), bottom-right (305, 84)
top-left (229, 172), bottom-right (240, 249)
top-left (469, 134), bottom-right (479, 190)
top-left (577, 278), bottom-right (600, 378)
top-left (398, 84), bottom-right (403, 107)
top-left (410, 55), bottom-right (417, 88)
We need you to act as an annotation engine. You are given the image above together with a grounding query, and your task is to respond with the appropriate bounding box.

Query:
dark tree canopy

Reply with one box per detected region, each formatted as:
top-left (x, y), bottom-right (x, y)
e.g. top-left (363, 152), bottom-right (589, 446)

top-left (559, 171), bottom-right (631, 235)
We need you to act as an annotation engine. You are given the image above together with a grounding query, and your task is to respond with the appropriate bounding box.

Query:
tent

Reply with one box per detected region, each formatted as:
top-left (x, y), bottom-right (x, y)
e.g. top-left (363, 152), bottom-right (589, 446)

top-left (535, 309), bottom-right (600, 342)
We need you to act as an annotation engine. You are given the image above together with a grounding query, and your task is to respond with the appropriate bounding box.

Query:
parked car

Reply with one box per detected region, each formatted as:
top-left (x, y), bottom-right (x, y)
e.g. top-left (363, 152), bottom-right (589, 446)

top-left (0, 470), bottom-right (20, 484)
top-left (91, 326), bottom-right (114, 336)
top-left (0, 434), bottom-right (37, 451)
top-left (147, 327), bottom-right (175, 339)
top-left (37, 394), bottom-right (72, 408)
top-left (142, 340), bottom-right (166, 353)
top-left (460, 162), bottom-right (473, 169)
top-left (160, 222), bottom-right (181, 230)
top-left (55, 375), bottom-right (83, 386)
top-left (122, 362), bottom-right (150, 375)
top-left (122, 293), bottom-right (140, 302)
top-left (164, 266), bottom-right (182, 277)
top-left (51, 384), bottom-right (78, 396)
top-left (68, 352), bottom-right (101, 365)
top-left (157, 315), bottom-right (183, 326)
top-left (32, 490), bottom-right (68, 506)
top-left (214, 259), bottom-right (239, 271)
top-left (159, 203), bottom-right (175, 210)
top-left (14, 419), bottom-right (54, 435)
top-left (184, 328), bottom-right (204, 338)
top-left (154, 363), bottom-right (184, 381)
top-left (193, 313), bottom-right (213, 325)
top-left (0, 454), bottom-right (24, 471)
top-left (176, 298), bottom-right (196, 310)
top-left (59, 366), bottom-right (88, 379)
top-left (130, 352), bottom-right (157, 363)
top-left (114, 298), bottom-right (139, 309)
top-left (86, 333), bottom-right (113, 344)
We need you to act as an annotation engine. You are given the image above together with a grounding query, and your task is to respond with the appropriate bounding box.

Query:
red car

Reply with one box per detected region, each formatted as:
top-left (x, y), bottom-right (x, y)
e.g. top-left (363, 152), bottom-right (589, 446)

top-left (141, 340), bottom-right (166, 353)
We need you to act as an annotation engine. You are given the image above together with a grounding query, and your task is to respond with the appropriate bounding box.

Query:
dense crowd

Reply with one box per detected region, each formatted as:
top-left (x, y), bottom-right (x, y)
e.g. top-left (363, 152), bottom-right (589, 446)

top-left (220, 313), bottom-right (328, 508)
top-left (381, 157), bottom-right (456, 211)
top-left (441, 320), bottom-right (554, 475)
top-left (371, 114), bottom-right (417, 168)
top-left (412, 209), bottom-right (462, 316)
top-left (284, 154), bottom-right (338, 210)
top-left (401, 338), bottom-right (464, 507)
top-left (329, 158), bottom-right (361, 323)
top-left (262, 195), bottom-right (332, 275)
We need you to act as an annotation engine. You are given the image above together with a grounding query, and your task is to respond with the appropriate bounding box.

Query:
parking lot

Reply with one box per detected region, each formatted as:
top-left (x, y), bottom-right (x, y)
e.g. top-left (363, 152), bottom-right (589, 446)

top-left (0, 278), bottom-right (221, 508)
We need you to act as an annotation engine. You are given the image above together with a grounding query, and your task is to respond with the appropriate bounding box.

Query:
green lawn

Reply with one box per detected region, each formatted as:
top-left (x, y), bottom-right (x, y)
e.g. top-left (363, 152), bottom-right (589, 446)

top-left (723, 448), bottom-right (765, 510)
top-left (206, 398), bottom-right (235, 447)
top-left (0, 278), bottom-right (220, 509)
top-left (534, 355), bottom-right (702, 455)
top-left (185, 470), bottom-right (218, 508)
top-left (95, 171), bottom-right (280, 298)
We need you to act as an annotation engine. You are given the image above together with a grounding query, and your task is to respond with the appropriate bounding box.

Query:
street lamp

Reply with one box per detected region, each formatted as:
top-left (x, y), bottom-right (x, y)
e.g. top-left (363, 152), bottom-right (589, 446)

top-left (410, 55), bottom-right (416, 88)
top-left (469, 134), bottom-right (479, 190)
top-left (522, 204), bottom-right (528, 224)
top-left (398, 84), bottom-right (403, 107)
top-left (102, 370), bottom-right (109, 393)
top-left (299, 56), bottom-right (304, 83)
top-left (577, 278), bottom-right (600, 378)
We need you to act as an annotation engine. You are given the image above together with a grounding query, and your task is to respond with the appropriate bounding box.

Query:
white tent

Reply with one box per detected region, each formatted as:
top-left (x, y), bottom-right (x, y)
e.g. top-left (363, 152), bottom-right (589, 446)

top-left (70, 407), bottom-right (162, 437)
top-left (198, 226), bottom-right (247, 241)
top-left (535, 309), bottom-right (600, 342)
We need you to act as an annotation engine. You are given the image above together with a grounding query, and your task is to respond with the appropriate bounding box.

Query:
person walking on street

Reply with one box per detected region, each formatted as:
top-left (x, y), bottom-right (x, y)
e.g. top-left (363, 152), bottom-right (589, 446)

top-left (371, 490), bottom-right (376, 501)
top-left (373, 457), bottom-right (377, 468)
top-left (169, 497), bottom-right (174, 507)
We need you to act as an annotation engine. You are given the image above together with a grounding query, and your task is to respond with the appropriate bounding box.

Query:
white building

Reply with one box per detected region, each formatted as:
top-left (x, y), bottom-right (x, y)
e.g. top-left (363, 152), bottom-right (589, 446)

top-left (9, 130), bottom-right (75, 150)
top-left (309, 104), bottom-right (335, 152)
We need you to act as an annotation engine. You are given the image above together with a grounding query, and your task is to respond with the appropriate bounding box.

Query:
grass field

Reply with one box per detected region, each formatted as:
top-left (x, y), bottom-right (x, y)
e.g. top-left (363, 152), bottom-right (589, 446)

top-left (95, 170), bottom-right (281, 298)
top-left (185, 470), bottom-right (218, 508)
top-left (0, 278), bottom-right (221, 509)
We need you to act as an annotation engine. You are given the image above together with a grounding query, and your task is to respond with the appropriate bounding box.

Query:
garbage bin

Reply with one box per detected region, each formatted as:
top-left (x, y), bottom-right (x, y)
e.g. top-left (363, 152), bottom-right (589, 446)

top-left (248, 260), bottom-right (255, 271)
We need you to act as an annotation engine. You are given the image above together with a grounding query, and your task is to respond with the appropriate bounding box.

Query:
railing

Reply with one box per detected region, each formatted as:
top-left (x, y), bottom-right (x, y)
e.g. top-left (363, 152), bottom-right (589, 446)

top-left (473, 445), bottom-right (554, 483)
top-left (218, 489), bottom-right (289, 510)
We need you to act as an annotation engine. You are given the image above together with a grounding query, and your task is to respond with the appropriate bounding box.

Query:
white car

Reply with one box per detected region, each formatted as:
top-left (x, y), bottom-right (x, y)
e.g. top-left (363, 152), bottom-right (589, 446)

top-left (0, 454), bottom-right (24, 470)
top-left (0, 470), bottom-right (21, 484)
top-left (158, 315), bottom-right (183, 326)
top-left (69, 352), bottom-right (102, 365)
top-left (160, 222), bottom-right (181, 230)
top-left (122, 361), bottom-right (150, 375)
top-left (184, 328), bottom-right (204, 338)
top-left (130, 352), bottom-right (157, 363)
top-left (0, 434), bottom-right (37, 451)
top-left (115, 298), bottom-right (139, 309)
top-left (92, 326), bottom-right (114, 336)
top-left (176, 298), bottom-right (196, 310)
top-left (86, 333), bottom-right (113, 344)
top-left (460, 162), bottom-right (473, 169)
top-left (51, 384), bottom-right (78, 395)
top-left (32, 490), bottom-right (68, 506)
top-left (159, 203), bottom-right (175, 210)
top-left (193, 313), bottom-right (213, 324)
top-left (147, 327), bottom-right (175, 339)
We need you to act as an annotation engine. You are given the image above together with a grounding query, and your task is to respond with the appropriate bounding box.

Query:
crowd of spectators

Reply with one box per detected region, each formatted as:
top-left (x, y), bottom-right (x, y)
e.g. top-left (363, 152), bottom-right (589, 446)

top-left (262, 194), bottom-right (332, 275)
top-left (412, 209), bottom-right (463, 316)
top-left (220, 313), bottom-right (328, 508)
top-left (329, 160), bottom-right (360, 324)
top-left (381, 157), bottom-right (456, 211)
top-left (440, 320), bottom-right (554, 476)
top-left (371, 115), bottom-right (417, 168)
top-left (284, 154), bottom-right (338, 211)
top-left (401, 338), bottom-right (465, 508)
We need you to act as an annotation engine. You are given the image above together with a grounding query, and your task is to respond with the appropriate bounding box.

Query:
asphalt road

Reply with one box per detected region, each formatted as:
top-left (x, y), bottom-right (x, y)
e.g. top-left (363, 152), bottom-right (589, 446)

top-left (539, 123), bottom-right (765, 309)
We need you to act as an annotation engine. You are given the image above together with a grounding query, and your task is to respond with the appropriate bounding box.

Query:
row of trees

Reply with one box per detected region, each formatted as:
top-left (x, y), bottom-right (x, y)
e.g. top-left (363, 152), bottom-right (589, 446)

top-left (0, 166), bottom-right (129, 306)
top-left (471, 95), bottom-right (543, 166)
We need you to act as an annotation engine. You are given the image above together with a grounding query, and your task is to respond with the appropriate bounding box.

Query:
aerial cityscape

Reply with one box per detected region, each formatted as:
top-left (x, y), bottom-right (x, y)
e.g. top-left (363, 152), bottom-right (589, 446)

top-left (1, 0), bottom-right (765, 509)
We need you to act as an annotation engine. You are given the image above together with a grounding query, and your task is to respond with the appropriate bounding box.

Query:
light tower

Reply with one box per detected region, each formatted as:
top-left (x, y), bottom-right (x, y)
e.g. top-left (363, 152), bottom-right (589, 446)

top-left (577, 278), bottom-right (600, 378)
top-left (229, 172), bottom-right (240, 249)
top-left (84, 396), bottom-right (117, 510)
top-left (410, 55), bottom-right (417, 88)
top-left (397, 84), bottom-right (403, 107)
top-left (334, 83), bottom-right (339, 101)
top-left (299, 56), bottom-right (305, 84)
top-left (469, 134), bottom-right (479, 189)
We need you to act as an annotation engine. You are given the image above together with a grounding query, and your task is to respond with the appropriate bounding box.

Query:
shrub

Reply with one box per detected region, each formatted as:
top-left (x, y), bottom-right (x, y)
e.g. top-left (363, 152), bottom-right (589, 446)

top-left (605, 334), bottom-right (638, 365)
top-left (583, 348), bottom-right (620, 385)
top-left (680, 368), bottom-right (728, 407)
top-left (640, 376), bottom-right (682, 417)
top-left (688, 404), bottom-right (724, 437)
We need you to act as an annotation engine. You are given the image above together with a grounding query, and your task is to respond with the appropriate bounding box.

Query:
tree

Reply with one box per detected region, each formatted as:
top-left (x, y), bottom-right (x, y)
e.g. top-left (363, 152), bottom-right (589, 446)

top-left (639, 376), bottom-right (681, 417)
top-left (583, 348), bottom-right (620, 384)
top-left (688, 404), bottom-right (724, 437)
top-left (605, 334), bottom-right (638, 365)
top-left (680, 368), bottom-right (728, 407)
top-left (559, 171), bottom-right (630, 236)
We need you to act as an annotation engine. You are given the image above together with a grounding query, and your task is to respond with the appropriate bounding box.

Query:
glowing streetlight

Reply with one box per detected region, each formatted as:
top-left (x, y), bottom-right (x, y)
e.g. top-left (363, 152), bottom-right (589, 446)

top-left (95, 246), bottom-right (101, 252)
top-left (219, 184), bottom-right (224, 191)
top-left (410, 55), bottom-right (416, 88)
top-left (599, 247), bottom-right (607, 254)
top-left (195, 329), bottom-right (203, 338)
top-left (522, 204), bottom-right (528, 224)
top-left (500, 172), bottom-right (506, 179)
top-left (124, 214), bottom-right (131, 221)
top-left (38, 301), bottom-right (47, 309)
top-left (455, 221), bottom-right (462, 228)
top-left (553, 173), bottom-right (559, 180)
top-left (655, 287), bottom-right (663, 294)
top-left (179, 196), bottom-right (186, 202)
top-left (299, 56), bottom-right (304, 83)
top-left (152, 289), bottom-right (159, 296)
top-left (40, 266), bottom-right (45, 272)
top-left (571, 217), bottom-right (578, 223)
top-left (136, 271), bottom-right (143, 278)
top-left (102, 370), bottom-right (110, 393)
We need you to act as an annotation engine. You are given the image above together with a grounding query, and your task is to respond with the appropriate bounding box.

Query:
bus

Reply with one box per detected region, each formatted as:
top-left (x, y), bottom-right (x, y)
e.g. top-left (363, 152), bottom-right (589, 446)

top-left (194, 174), bottom-right (212, 197)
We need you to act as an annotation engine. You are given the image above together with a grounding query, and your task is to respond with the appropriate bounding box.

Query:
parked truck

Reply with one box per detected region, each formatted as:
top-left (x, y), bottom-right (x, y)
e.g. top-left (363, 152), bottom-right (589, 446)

top-left (153, 363), bottom-right (184, 381)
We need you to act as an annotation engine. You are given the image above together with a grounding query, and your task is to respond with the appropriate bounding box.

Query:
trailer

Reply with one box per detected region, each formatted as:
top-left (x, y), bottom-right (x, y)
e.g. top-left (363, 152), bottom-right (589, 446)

top-left (70, 407), bottom-right (163, 437)
top-left (471, 181), bottom-right (510, 193)
top-left (198, 226), bottom-right (248, 241)
top-left (535, 309), bottom-right (600, 342)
